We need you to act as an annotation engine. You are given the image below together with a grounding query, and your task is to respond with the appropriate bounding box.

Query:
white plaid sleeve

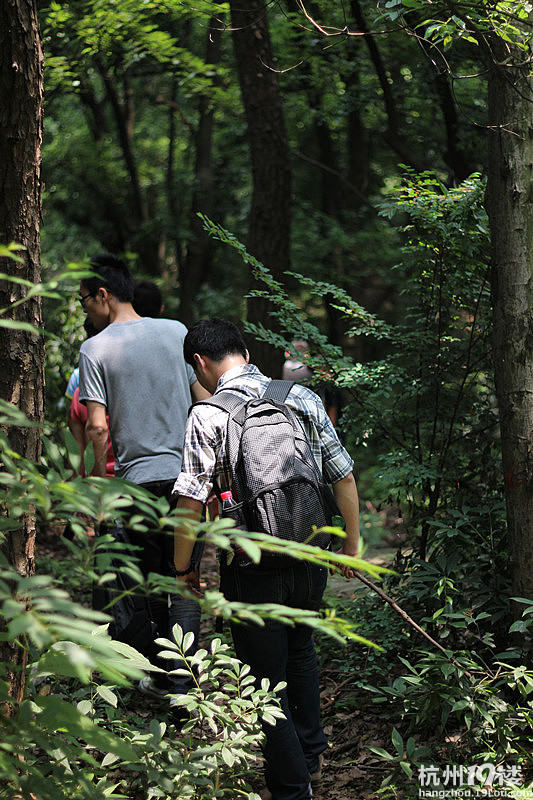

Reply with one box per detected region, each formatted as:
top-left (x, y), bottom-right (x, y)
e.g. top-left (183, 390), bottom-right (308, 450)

top-left (173, 406), bottom-right (225, 502)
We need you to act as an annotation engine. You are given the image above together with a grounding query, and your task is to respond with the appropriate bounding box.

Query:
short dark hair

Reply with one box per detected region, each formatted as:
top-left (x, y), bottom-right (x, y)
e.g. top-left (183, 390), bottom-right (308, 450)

top-left (83, 317), bottom-right (99, 338)
top-left (183, 318), bottom-right (247, 367)
top-left (133, 280), bottom-right (163, 317)
top-left (81, 253), bottom-right (134, 303)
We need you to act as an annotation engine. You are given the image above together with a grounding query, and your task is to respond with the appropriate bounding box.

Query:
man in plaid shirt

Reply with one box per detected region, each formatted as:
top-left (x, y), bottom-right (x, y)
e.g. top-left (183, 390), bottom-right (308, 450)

top-left (173, 318), bottom-right (360, 800)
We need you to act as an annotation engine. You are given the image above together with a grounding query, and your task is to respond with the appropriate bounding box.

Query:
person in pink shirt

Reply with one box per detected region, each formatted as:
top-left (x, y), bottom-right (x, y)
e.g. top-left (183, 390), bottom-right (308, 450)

top-left (69, 386), bottom-right (115, 478)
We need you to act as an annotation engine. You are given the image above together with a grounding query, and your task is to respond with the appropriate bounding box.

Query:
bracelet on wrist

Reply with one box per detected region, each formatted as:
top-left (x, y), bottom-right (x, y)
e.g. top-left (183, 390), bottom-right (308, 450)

top-left (175, 563), bottom-right (194, 577)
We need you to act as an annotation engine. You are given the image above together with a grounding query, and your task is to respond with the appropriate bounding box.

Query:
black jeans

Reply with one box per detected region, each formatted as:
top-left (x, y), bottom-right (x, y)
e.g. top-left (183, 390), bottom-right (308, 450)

top-left (220, 556), bottom-right (328, 800)
top-left (129, 479), bottom-right (203, 693)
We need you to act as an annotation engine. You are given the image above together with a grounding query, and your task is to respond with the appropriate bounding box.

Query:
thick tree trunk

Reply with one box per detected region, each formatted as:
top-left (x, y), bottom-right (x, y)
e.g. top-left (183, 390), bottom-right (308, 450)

top-left (229, 0), bottom-right (291, 376)
top-left (0, 0), bottom-right (44, 704)
top-left (486, 56), bottom-right (533, 602)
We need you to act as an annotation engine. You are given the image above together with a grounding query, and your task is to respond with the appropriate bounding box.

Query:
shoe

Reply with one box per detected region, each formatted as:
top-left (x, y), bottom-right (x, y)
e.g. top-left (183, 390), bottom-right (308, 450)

top-left (138, 677), bottom-right (170, 701)
top-left (310, 753), bottom-right (324, 784)
top-left (259, 790), bottom-right (272, 800)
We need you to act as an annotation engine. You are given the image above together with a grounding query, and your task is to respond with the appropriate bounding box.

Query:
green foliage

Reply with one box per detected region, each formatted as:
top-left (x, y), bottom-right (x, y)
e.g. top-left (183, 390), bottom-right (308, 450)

top-left (39, 0), bottom-right (242, 296)
top-left (367, 728), bottom-right (431, 781)
top-left (378, 0), bottom-right (533, 52)
top-left (370, 172), bottom-right (494, 503)
top-left (38, 0), bottom-right (490, 355)
top-left (203, 172), bottom-right (497, 534)
top-left (0, 567), bottom-right (278, 800)
top-left (18, 622), bottom-right (279, 800)
top-left (366, 650), bottom-right (533, 793)
top-left (319, 589), bottom-right (409, 693)
top-left (5, 0), bottom-right (533, 789)
top-left (43, 0), bottom-right (230, 93)
top-left (400, 502), bottom-right (509, 638)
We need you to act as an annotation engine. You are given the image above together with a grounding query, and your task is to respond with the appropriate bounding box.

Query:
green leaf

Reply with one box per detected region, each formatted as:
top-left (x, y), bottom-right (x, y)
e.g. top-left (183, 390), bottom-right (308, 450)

top-left (77, 699), bottom-right (93, 715)
top-left (367, 746), bottom-right (395, 760)
top-left (100, 752), bottom-right (119, 768)
top-left (237, 538), bottom-right (262, 563)
top-left (509, 620), bottom-right (529, 633)
top-left (96, 685), bottom-right (118, 707)
top-left (400, 761), bottom-right (413, 778)
top-left (391, 727), bottom-right (404, 756)
top-left (0, 319), bottom-right (46, 334)
top-left (183, 631), bottom-right (196, 654)
top-left (36, 696), bottom-right (137, 761)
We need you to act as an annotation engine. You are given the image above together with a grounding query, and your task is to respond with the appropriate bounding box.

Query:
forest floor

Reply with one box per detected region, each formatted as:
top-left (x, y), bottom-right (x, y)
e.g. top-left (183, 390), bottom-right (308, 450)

top-left (37, 526), bottom-right (401, 800)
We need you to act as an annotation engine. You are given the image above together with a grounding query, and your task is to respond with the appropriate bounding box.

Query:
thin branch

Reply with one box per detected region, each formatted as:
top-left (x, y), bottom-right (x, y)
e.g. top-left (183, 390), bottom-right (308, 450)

top-left (291, 149), bottom-right (377, 211)
top-left (353, 570), bottom-right (473, 678)
top-left (293, 0), bottom-right (403, 38)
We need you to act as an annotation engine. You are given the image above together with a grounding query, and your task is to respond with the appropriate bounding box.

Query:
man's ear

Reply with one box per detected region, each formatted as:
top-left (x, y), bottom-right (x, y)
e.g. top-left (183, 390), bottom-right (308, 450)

top-left (245, 350), bottom-right (250, 364)
top-left (193, 353), bottom-right (205, 372)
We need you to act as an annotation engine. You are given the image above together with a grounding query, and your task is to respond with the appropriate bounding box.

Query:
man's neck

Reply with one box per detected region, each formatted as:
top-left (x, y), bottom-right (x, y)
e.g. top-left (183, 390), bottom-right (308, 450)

top-left (108, 301), bottom-right (141, 324)
top-left (204, 355), bottom-right (248, 393)
top-left (218, 356), bottom-right (248, 380)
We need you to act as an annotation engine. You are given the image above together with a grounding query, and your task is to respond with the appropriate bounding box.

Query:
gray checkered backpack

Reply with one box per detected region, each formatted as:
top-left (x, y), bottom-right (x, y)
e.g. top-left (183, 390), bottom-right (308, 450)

top-left (197, 379), bottom-right (341, 555)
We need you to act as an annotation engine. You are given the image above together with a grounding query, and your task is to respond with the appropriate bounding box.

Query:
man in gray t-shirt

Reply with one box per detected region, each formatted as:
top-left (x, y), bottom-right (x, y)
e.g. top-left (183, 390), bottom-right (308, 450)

top-left (78, 252), bottom-right (209, 706)
top-left (79, 316), bottom-right (197, 483)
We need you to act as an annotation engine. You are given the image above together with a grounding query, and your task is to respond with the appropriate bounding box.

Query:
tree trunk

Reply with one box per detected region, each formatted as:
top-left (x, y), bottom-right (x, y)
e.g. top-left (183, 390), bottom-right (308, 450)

top-left (179, 16), bottom-right (224, 328)
top-left (349, 0), bottom-right (429, 174)
top-left (0, 0), bottom-right (44, 705)
top-left (96, 62), bottom-right (161, 274)
top-left (486, 54), bottom-right (533, 602)
top-left (229, 0), bottom-right (291, 376)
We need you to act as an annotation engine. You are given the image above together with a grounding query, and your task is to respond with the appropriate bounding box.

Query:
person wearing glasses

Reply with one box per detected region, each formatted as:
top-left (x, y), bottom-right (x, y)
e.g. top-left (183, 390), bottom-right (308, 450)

top-left (78, 253), bottom-right (209, 712)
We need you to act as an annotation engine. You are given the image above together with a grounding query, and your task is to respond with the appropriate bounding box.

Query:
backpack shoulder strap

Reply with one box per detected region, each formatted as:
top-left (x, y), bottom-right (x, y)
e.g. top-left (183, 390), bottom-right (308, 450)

top-left (263, 379), bottom-right (294, 403)
top-left (192, 391), bottom-right (247, 415)
top-left (190, 380), bottom-right (295, 419)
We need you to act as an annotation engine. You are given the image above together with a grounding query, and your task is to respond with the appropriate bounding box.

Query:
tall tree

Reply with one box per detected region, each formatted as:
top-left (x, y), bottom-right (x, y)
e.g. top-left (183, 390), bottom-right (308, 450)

top-left (381, 0), bottom-right (533, 601)
top-left (229, 0), bottom-right (291, 375)
top-left (486, 36), bottom-right (533, 602)
top-left (179, 14), bottom-right (224, 328)
top-left (0, 0), bottom-right (44, 703)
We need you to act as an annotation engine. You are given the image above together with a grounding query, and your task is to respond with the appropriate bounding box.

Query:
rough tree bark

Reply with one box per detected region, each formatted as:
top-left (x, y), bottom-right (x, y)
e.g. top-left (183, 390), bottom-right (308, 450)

top-left (229, 0), bottom-right (291, 376)
top-left (0, 0), bottom-right (45, 704)
top-left (486, 52), bottom-right (533, 602)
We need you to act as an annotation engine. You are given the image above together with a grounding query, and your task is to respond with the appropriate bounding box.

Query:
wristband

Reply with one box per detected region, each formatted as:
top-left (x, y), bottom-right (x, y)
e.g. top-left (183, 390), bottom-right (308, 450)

top-left (175, 563), bottom-right (194, 577)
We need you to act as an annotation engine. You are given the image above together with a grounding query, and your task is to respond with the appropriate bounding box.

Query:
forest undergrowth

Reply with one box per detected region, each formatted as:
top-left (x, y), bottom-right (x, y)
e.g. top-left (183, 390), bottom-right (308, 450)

top-left (36, 518), bottom-right (399, 800)
top-left (25, 446), bottom-right (533, 800)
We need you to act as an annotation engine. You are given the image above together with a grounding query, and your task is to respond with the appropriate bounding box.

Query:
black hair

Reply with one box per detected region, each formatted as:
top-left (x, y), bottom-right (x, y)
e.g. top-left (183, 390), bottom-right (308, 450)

top-left (81, 253), bottom-right (134, 303)
top-left (83, 317), bottom-right (99, 338)
top-left (183, 318), bottom-right (248, 366)
top-left (133, 279), bottom-right (163, 317)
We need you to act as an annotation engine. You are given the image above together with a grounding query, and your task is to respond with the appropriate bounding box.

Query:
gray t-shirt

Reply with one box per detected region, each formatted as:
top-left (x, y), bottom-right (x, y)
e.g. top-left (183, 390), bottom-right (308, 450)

top-left (78, 317), bottom-right (196, 483)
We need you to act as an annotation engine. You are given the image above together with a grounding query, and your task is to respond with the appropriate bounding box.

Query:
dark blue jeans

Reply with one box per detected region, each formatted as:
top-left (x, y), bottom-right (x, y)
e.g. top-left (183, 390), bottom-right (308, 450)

top-left (220, 556), bottom-right (328, 800)
top-left (129, 479), bottom-right (203, 694)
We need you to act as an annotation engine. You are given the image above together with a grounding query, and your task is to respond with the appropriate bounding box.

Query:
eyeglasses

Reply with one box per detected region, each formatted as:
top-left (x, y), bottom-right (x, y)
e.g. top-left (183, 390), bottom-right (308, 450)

top-left (79, 292), bottom-right (93, 308)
